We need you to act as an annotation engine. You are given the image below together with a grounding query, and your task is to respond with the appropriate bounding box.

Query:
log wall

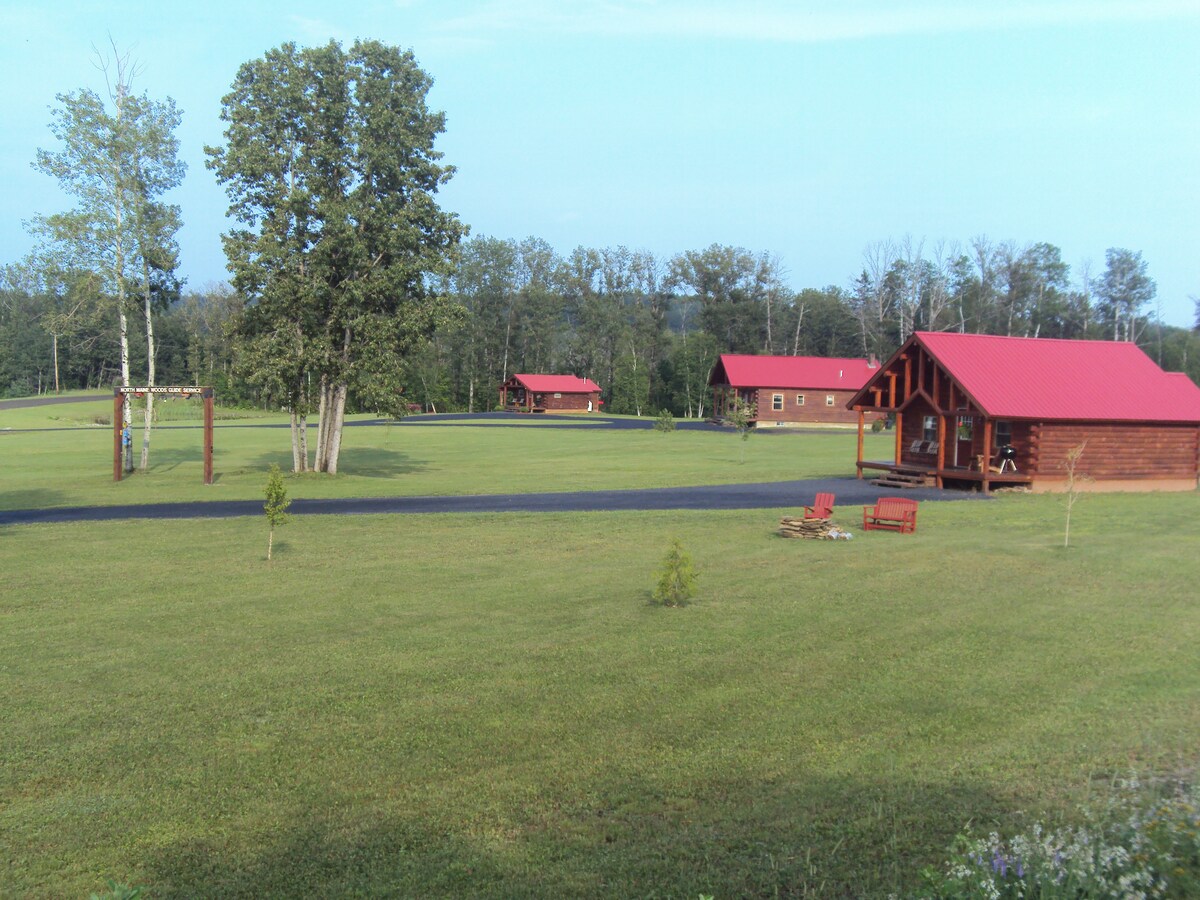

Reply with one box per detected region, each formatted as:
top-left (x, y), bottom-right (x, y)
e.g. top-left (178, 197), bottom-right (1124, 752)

top-left (532, 391), bottom-right (599, 412)
top-left (751, 387), bottom-right (861, 425)
top-left (1031, 423), bottom-right (1200, 480)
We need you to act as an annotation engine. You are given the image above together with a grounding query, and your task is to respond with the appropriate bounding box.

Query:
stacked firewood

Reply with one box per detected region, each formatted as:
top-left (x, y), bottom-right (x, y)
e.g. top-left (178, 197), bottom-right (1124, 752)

top-left (778, 516), bottom-right (854, 540)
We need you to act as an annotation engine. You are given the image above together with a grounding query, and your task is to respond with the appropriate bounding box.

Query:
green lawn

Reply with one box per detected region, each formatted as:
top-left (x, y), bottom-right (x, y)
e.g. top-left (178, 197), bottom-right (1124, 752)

top-left (2, 491), bottom-right (1198, 897)
top-left (1, 400), bottom-right (889, 509)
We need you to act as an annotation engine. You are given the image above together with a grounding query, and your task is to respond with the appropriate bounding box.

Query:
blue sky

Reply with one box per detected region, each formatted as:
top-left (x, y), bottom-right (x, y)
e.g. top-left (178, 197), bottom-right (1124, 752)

top-left (3, 1), bottom-right (1198, 325)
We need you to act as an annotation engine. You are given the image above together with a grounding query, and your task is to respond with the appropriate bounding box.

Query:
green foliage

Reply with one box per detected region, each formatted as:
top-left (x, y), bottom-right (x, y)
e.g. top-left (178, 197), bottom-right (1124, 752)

top-left (651, 537), bottom-right (697, 606)
top-left (726, 397), bottom-right (753, 441)
top-left (870, 417), bottom-right (885, 433)
top-left (89, 880), bottom-right (144, 900)
top-left (653, 408), bottom-right (676, 432)
top-left (923, 774), bottom-right (1200, 899)
top-left (207, 39), bottom-right (465, 472)
top-left (264, 463), bottom-right (291, 560)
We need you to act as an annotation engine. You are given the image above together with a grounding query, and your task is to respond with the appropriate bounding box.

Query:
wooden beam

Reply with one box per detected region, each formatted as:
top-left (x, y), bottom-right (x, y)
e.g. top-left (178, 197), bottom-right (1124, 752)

top-left (113, 391), bottom-right (123, 482)
top-left (894, 411), bottom-right (904, 464)
top-left (888, 373), bottom-right (896, 408)
top-left (203, 389), bottom-right (214, 485)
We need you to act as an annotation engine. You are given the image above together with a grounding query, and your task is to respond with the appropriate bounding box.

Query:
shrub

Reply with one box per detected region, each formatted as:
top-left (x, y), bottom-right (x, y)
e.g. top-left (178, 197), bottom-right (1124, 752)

top-left (652, 538), bottom-right (697, 607)
top-left (654, 409), bottom-right (676, 432)
top-left (89, 881), bottom-right (144, 900)
top-left (922, 773), bottom-right (1200, 898)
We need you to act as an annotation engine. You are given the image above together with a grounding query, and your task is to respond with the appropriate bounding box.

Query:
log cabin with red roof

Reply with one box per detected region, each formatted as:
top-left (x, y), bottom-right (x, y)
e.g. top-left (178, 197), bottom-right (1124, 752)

top-left (848, 332), bottom-right (1200, 493)
top-left (500, 374), bottom-right (602, 413)
top-left (708, 354), bottom-right (880, 427)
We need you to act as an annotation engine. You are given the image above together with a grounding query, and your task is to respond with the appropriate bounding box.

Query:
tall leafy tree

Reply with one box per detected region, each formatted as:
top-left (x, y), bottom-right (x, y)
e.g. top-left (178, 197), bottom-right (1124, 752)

top-left (1096, 248), bottom-right (1156, 342)
top-left (208, 40), bottom-right (466, 473)
top-left (668, 245), bottom-right (774, 354)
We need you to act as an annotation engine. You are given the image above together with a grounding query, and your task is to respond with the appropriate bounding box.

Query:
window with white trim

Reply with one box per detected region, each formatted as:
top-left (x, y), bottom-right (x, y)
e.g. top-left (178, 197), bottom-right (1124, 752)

top-left (796, 394), bottom-right (805, 406)
top-left (825, 394), bottom-right (835, 406)
top-left (923, 415), bottom-right (938, 443)
top-left (772, 393), bottom-right (783, 411)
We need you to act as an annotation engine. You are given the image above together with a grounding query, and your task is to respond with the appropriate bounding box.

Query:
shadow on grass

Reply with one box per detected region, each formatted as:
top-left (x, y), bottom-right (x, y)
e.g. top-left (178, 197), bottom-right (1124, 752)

top-left (144, 447), bottom-right (203, 473)
top-left (248, 447), bottom-right (426, 480)
top-left (139, 774), bottom-right (1012, 898)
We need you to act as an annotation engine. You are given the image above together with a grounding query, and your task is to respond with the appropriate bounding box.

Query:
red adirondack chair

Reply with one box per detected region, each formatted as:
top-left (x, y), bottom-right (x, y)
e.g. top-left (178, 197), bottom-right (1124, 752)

top-left (803, 492), bottom-right (835, 519)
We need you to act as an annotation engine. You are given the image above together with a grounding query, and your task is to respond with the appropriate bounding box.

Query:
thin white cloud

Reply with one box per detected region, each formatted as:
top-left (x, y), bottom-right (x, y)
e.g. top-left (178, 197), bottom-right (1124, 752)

top-left (436, 0), bottom-right (1200, 42)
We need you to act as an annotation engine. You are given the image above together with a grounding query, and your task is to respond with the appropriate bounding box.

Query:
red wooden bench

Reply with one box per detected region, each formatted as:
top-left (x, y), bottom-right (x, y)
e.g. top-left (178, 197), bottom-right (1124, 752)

top-left (862, 497), bottom-right (918, 534)
top-left (803, 492), bottom-right (835, 519)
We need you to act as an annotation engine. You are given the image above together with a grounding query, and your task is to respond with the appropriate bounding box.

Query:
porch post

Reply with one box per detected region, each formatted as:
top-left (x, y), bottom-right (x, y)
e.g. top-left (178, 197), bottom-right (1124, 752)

top-left (856, 409), bottom-right (864, 479)
top-left (894, 411), bottom-right (904, 465)
top-left (935, 415), bottom-right (946, 488)
top-left (981, 418), bottom-right (992, 495)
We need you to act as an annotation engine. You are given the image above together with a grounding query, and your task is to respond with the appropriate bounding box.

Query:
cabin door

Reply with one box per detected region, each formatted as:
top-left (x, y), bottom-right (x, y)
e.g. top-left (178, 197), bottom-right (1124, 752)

top-left (954, 415), bottom-right (974, 468)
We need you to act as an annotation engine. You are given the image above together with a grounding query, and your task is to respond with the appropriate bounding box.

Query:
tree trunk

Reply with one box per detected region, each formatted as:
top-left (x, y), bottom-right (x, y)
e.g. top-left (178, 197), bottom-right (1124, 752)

top-left (313, 376), bottom-right (329, 472)
top-left (52, 332), bottom-right (60, 393)
top-left (140, 265), bottom-right (156, 471)
top-left (298, 414), bottom-right (309, 472)
top-left (324, 383), bottom-right (348, 474)
top-left (291, 411), bottom-right (302, 472)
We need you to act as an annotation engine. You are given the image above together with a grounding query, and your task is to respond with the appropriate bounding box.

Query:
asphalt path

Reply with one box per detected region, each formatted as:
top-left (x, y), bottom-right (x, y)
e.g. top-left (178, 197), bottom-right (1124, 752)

top-left (0, 477), bottom-right (981, 526)
top-left (0, 393), bottom-right (108, 410)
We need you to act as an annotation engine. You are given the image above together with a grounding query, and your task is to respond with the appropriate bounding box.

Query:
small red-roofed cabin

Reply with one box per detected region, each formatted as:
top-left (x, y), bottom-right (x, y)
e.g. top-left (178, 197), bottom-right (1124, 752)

top-left (848, 332), bottom-right (1200, 493)
top-left (708, 354), bottom-right (879, 426)
top-left (500, 374), bottom-right (602, 413)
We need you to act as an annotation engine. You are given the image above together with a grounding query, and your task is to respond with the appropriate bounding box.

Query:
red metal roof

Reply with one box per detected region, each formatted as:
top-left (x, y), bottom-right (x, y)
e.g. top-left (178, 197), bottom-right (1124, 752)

top-left (913, 331), bottom-right (1200, 422)
top-left (710, 355), bottom-right (878, 390)
top-left (508, 374), bottom-right (601, 394)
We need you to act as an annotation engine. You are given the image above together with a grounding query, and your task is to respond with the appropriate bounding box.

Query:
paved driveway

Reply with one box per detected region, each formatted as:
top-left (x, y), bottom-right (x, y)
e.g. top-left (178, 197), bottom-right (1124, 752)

top-left (0, 477), bottom-right (981, 525)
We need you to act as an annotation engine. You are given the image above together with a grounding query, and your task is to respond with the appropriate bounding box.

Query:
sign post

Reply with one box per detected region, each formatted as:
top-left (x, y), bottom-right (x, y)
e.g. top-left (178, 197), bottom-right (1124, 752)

top-left (113, 386), bottom-right (214, 484)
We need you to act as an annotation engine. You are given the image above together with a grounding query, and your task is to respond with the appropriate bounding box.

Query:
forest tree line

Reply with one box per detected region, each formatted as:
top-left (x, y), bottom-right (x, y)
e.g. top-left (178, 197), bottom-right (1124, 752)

top-left (4, 233), bottom-right (1199, 417)
top-left (4, 38), bottom-right (1198, 436)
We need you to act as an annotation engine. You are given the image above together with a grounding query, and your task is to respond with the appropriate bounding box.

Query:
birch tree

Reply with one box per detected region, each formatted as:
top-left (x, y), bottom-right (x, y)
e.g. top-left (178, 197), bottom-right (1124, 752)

top-left (31, 44), bottom-right (184, 465)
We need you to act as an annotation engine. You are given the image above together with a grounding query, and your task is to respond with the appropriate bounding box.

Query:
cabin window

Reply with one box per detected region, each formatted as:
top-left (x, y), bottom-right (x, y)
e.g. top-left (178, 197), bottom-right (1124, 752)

top-left (553, 393), bottom-right (562, 399)
top-left (994, 420), bottom-right (1012, 447)
top-left (825, 394), bottom-right (835, 406)
top-left (771, 393), bottom-right (783, 411)
top-left (796, 394), bottom-right (805, 406)
top-left (922, 416), bottom-right (938, 443)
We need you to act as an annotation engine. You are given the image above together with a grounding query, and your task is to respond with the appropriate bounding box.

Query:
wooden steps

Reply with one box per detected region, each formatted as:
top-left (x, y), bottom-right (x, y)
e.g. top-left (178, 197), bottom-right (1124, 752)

top-left (869, 469), bottom-right (930, 489)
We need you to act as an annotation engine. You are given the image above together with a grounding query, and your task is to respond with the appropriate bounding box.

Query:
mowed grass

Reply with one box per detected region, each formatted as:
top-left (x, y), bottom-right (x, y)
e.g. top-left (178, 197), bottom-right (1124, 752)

top-left (2, 492), bottom-right (1198, 897)
top-left (0, 399), bottom-right (890, 509)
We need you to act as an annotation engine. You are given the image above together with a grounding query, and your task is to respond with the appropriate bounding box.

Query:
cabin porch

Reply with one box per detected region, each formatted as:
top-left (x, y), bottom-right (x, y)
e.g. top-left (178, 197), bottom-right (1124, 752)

top-left (857, 459), bottom-right (1033, 492)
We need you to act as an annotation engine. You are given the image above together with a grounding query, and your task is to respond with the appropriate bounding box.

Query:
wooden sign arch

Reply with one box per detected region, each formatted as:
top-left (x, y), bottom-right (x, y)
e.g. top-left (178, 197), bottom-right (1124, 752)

top-left (113, 386), bottom-right (214, 484)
